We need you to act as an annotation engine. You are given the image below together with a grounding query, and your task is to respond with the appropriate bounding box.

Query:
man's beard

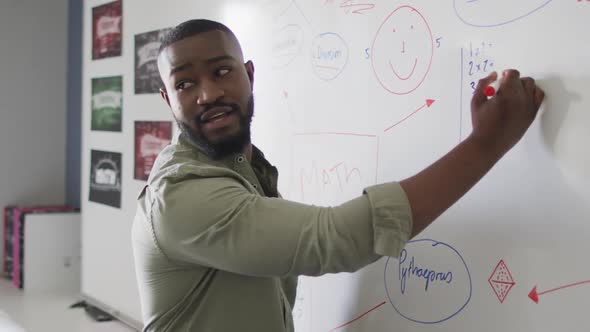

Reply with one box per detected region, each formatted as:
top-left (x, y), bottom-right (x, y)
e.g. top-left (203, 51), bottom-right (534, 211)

top-left (177, 95), bottom-right (254, 160)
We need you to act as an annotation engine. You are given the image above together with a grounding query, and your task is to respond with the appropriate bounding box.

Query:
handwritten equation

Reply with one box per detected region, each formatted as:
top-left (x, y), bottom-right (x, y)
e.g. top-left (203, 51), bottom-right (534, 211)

top-left (465, 41), bottom-right (496, 93)
top-left (460, 41), bottom-right (496, 140)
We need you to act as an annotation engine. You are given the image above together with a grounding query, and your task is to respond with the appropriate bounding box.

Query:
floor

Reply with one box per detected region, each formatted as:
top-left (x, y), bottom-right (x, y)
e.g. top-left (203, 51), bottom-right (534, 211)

top-left (0, 279), bottom-right (137, 332)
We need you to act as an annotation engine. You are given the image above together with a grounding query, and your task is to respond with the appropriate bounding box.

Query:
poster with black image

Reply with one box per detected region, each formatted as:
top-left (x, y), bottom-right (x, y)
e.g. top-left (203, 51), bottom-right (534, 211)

top-left (89, 150), bottom-right (122, 208)
top-left (134, 28), bottom-right (172, 94)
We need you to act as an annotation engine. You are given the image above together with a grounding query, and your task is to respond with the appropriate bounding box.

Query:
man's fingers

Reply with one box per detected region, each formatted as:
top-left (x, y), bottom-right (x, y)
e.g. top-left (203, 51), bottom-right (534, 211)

top-left (521, 77), bottom-right (536, 96)
top-left (534, 86), bottom-right (545, 109)
top-left (472, 71), bottom-right (498, 108)
top-left (498, 69), bottom-right (521, 92)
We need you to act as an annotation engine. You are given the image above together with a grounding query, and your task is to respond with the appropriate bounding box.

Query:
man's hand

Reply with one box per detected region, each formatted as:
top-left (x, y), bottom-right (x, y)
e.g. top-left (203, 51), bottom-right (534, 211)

top-left (400, 69), bottom-right (545, 238)
top-left (470, 70), bottom-right (545, 158)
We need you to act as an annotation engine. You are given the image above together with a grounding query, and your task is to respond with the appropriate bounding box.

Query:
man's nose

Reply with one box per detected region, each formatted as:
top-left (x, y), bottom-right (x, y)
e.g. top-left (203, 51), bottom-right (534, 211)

top-left (197, 79), bottom-right (224, 105)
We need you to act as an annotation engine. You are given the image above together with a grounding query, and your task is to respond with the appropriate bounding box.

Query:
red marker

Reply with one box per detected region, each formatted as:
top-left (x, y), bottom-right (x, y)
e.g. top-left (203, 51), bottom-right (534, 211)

top-left (484, 72), bottom-right (500, 97)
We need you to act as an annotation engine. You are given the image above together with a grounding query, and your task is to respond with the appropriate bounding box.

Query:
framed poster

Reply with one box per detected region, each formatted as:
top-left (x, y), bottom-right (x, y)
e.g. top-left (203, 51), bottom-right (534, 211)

top-left (91, 76), bottom-right (122, 132)
top-left (134, 121), bottom-right (173, 180)
top-left (134, 28), bottom-right (171, 94)
top-left (89, 150), bottom-right (122, 208)
top-left (92, 1), bottom-right (122, 60)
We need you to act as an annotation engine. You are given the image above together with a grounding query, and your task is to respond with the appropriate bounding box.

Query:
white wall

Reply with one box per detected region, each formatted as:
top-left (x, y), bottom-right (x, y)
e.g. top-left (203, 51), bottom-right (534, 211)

top-left (0, 0), bottom-right (69, 260)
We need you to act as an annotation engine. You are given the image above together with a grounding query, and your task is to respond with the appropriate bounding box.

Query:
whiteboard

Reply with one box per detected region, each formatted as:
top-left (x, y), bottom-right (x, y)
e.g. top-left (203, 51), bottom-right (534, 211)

top-left (81, 0), bottom-right (590, 331)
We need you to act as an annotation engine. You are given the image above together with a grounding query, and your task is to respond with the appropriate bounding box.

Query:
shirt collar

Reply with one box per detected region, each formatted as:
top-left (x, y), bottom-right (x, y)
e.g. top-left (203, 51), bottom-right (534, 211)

top-left (177, 132), bottom-right (270, 170)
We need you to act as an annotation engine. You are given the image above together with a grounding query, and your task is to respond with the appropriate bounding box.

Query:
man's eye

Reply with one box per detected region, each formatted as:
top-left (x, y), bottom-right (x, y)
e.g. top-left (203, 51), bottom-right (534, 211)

top-left (217, 68), bottom-right (231, 77)
top-left (176, 81), bottom-right (195, 90)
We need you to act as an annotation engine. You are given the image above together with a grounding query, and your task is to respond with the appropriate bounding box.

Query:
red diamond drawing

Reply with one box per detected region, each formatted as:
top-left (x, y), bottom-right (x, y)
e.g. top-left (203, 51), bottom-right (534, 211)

top-left (488, 260), bottom-right (516, 303)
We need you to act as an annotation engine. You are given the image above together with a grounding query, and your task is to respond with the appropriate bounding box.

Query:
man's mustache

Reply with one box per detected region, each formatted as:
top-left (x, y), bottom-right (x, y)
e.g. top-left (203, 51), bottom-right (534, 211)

top-left (195, 102), bottom-right (241, 124)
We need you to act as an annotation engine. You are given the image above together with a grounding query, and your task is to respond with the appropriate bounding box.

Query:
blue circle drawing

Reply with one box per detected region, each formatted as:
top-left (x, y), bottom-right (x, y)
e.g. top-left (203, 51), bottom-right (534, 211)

top-left (310, 32), bottom-right (349, 81)
top-left (454, 0), bottom-right (553, 28)
top-left (384, 239), bottom-right (472, 324)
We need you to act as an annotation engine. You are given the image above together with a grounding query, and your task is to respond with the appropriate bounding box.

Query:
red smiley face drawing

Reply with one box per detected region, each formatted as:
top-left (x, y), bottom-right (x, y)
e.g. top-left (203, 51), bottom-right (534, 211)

top-left (371, 5), bottom-right (434, 95)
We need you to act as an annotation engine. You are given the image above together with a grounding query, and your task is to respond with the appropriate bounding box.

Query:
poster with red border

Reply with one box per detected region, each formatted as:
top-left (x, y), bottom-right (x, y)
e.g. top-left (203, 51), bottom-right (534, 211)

top-left (92, 0), bottom-right (122, 60)
top-left (134, 121), bottom-right (173, 180)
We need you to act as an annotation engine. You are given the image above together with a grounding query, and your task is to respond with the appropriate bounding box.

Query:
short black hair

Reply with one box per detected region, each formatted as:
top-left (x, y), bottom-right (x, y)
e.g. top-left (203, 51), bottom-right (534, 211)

top-left (159, 19), bottom-right (238, 55)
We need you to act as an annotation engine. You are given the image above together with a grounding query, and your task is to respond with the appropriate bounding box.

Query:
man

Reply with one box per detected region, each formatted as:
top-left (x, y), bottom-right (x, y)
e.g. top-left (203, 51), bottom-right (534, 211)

top-left (132, 19), bottom-right (544, 332)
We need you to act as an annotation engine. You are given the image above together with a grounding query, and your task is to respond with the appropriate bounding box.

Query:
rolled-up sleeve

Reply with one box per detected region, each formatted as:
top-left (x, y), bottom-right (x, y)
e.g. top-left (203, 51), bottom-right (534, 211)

top-left (149, 176), bottom-right (413, 277)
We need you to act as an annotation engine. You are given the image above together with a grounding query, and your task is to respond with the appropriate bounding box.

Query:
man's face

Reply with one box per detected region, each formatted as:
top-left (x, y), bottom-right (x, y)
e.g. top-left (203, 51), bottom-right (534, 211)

top-left (158, 30), bottom-right (254, 158)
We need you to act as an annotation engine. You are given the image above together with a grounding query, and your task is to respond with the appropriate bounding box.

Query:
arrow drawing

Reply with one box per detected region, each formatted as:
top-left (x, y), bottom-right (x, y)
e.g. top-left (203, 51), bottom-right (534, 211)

top-left (328, 301), bottom-right (386, 331)
top-left (384, 99), bottom-right (435, 132)
top-left (528, 280), bottom-right (590, 304)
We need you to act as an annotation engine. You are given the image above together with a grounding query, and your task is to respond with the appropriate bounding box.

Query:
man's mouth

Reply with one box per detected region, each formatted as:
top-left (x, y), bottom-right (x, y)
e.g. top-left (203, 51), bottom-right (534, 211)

top-left (200, 106), bottom-right (235, 124)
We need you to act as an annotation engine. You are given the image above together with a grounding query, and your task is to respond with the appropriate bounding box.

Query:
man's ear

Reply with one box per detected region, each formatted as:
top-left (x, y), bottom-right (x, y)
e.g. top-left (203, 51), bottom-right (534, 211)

top-left (160, 88), bottom-right (171, 107)
top-left (245, 60), bottom-right (255, 90)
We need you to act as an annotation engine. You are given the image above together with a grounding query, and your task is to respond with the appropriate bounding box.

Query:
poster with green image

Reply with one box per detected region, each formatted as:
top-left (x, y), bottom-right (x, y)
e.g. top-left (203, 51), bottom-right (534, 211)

top-left (91, 76), bottom-right (122, 131)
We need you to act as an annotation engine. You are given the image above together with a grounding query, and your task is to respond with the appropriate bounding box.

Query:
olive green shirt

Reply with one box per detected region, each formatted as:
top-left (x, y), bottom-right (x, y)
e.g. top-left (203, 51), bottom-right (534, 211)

top-left (132, 134), bottom-right (413, 332)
